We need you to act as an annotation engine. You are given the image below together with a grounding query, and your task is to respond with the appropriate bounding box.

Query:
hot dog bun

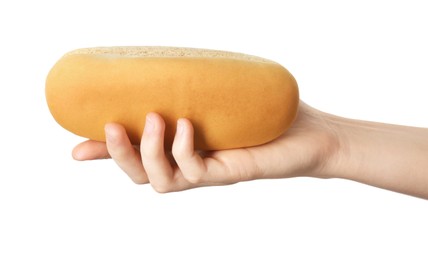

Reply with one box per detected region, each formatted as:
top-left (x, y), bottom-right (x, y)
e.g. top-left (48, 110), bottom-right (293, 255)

top-left (45, 46), bottom-right (299, 150)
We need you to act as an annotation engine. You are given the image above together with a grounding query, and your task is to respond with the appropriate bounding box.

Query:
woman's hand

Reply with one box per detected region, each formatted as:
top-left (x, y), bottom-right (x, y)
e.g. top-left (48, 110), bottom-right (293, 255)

top-left (72, 101), bottom-right (341, 193)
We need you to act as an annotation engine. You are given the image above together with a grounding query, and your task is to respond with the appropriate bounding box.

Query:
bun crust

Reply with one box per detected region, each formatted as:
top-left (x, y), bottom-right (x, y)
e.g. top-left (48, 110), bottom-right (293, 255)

top-left (46, 47), bottom-right (299, 150)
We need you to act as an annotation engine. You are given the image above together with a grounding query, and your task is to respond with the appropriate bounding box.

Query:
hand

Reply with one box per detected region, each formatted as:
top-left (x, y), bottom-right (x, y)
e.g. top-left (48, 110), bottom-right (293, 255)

top-left (72, 101), bottom-right (341, 193)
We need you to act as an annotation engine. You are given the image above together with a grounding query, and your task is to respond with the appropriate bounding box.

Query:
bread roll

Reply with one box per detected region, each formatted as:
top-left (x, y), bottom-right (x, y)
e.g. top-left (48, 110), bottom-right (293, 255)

top-left (45, 46), bottom-right (299, 150)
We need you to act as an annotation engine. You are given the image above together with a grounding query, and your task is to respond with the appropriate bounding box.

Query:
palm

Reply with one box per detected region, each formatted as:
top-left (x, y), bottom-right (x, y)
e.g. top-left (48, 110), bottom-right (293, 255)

top-left (209, 102), bottom-right (338, 181)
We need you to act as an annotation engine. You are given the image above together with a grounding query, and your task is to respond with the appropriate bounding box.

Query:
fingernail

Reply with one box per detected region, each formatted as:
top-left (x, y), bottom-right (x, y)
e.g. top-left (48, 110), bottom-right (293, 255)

top-left (177, 119), bottom-right (185, 136)
top-left (145, 114), bottom-right (155, 133)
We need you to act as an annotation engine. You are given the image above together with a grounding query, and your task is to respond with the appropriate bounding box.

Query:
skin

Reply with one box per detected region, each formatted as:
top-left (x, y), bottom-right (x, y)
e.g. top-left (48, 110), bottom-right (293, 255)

top-left (72, 101), bottom-right (428, 199)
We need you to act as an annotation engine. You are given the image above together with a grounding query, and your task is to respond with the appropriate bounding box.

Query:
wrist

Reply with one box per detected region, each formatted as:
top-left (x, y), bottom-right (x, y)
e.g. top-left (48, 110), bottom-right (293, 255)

top-left (311, 112), bottom-right (352, 180)
top-left (288, 104), bottom-right (347, 180)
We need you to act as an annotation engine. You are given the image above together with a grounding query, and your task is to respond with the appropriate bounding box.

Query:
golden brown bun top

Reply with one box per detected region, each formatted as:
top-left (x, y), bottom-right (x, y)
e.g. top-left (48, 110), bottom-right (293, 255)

top-left (65, 46), bottom-right (276, 63)
top-left (48, 46), bottom-right (298, 150)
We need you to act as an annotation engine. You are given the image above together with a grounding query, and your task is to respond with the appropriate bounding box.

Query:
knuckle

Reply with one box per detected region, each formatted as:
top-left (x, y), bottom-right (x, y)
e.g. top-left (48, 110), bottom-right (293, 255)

top-left (140, 145), bottom-right (164, 161)
top-left (110, 148), bottom-right (129, 161)
top-left (151, 183), bottom-right (173, 193)
top-left (132, 176), bottom-right (147, 185)
top-left (184, 172), bottom-right (203, 184)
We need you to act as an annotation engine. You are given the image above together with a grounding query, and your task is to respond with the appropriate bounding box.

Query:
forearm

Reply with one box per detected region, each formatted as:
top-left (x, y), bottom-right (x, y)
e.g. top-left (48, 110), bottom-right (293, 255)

top-left (326, 115), bottom-right (428, 199)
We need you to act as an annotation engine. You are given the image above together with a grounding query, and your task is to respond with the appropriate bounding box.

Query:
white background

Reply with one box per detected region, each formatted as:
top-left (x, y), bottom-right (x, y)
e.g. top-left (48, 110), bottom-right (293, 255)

top-left (1, 0), bottom-right (427, 259)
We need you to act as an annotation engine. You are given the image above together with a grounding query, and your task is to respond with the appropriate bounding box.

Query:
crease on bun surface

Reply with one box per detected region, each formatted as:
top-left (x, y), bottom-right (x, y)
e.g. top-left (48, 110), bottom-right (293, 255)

top-left (46, 46), bottom-right (299, 150)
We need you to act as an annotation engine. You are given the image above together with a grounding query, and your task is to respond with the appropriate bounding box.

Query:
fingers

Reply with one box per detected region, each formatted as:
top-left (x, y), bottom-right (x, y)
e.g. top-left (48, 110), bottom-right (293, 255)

top-left (72, 140), bottom-right (110, 160)
top-left (172, 118), bottom-right (229, 185)
top-left (172, 119), bottom-right (208, 183)
top-left (75, 113), bottom-right (240, 192)
top-left (105, 123), bottom-right (149, 184)
top-left (140, 113), bottom-right (180, 192)
top-left (140, 114), bottom-right (220, 192)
